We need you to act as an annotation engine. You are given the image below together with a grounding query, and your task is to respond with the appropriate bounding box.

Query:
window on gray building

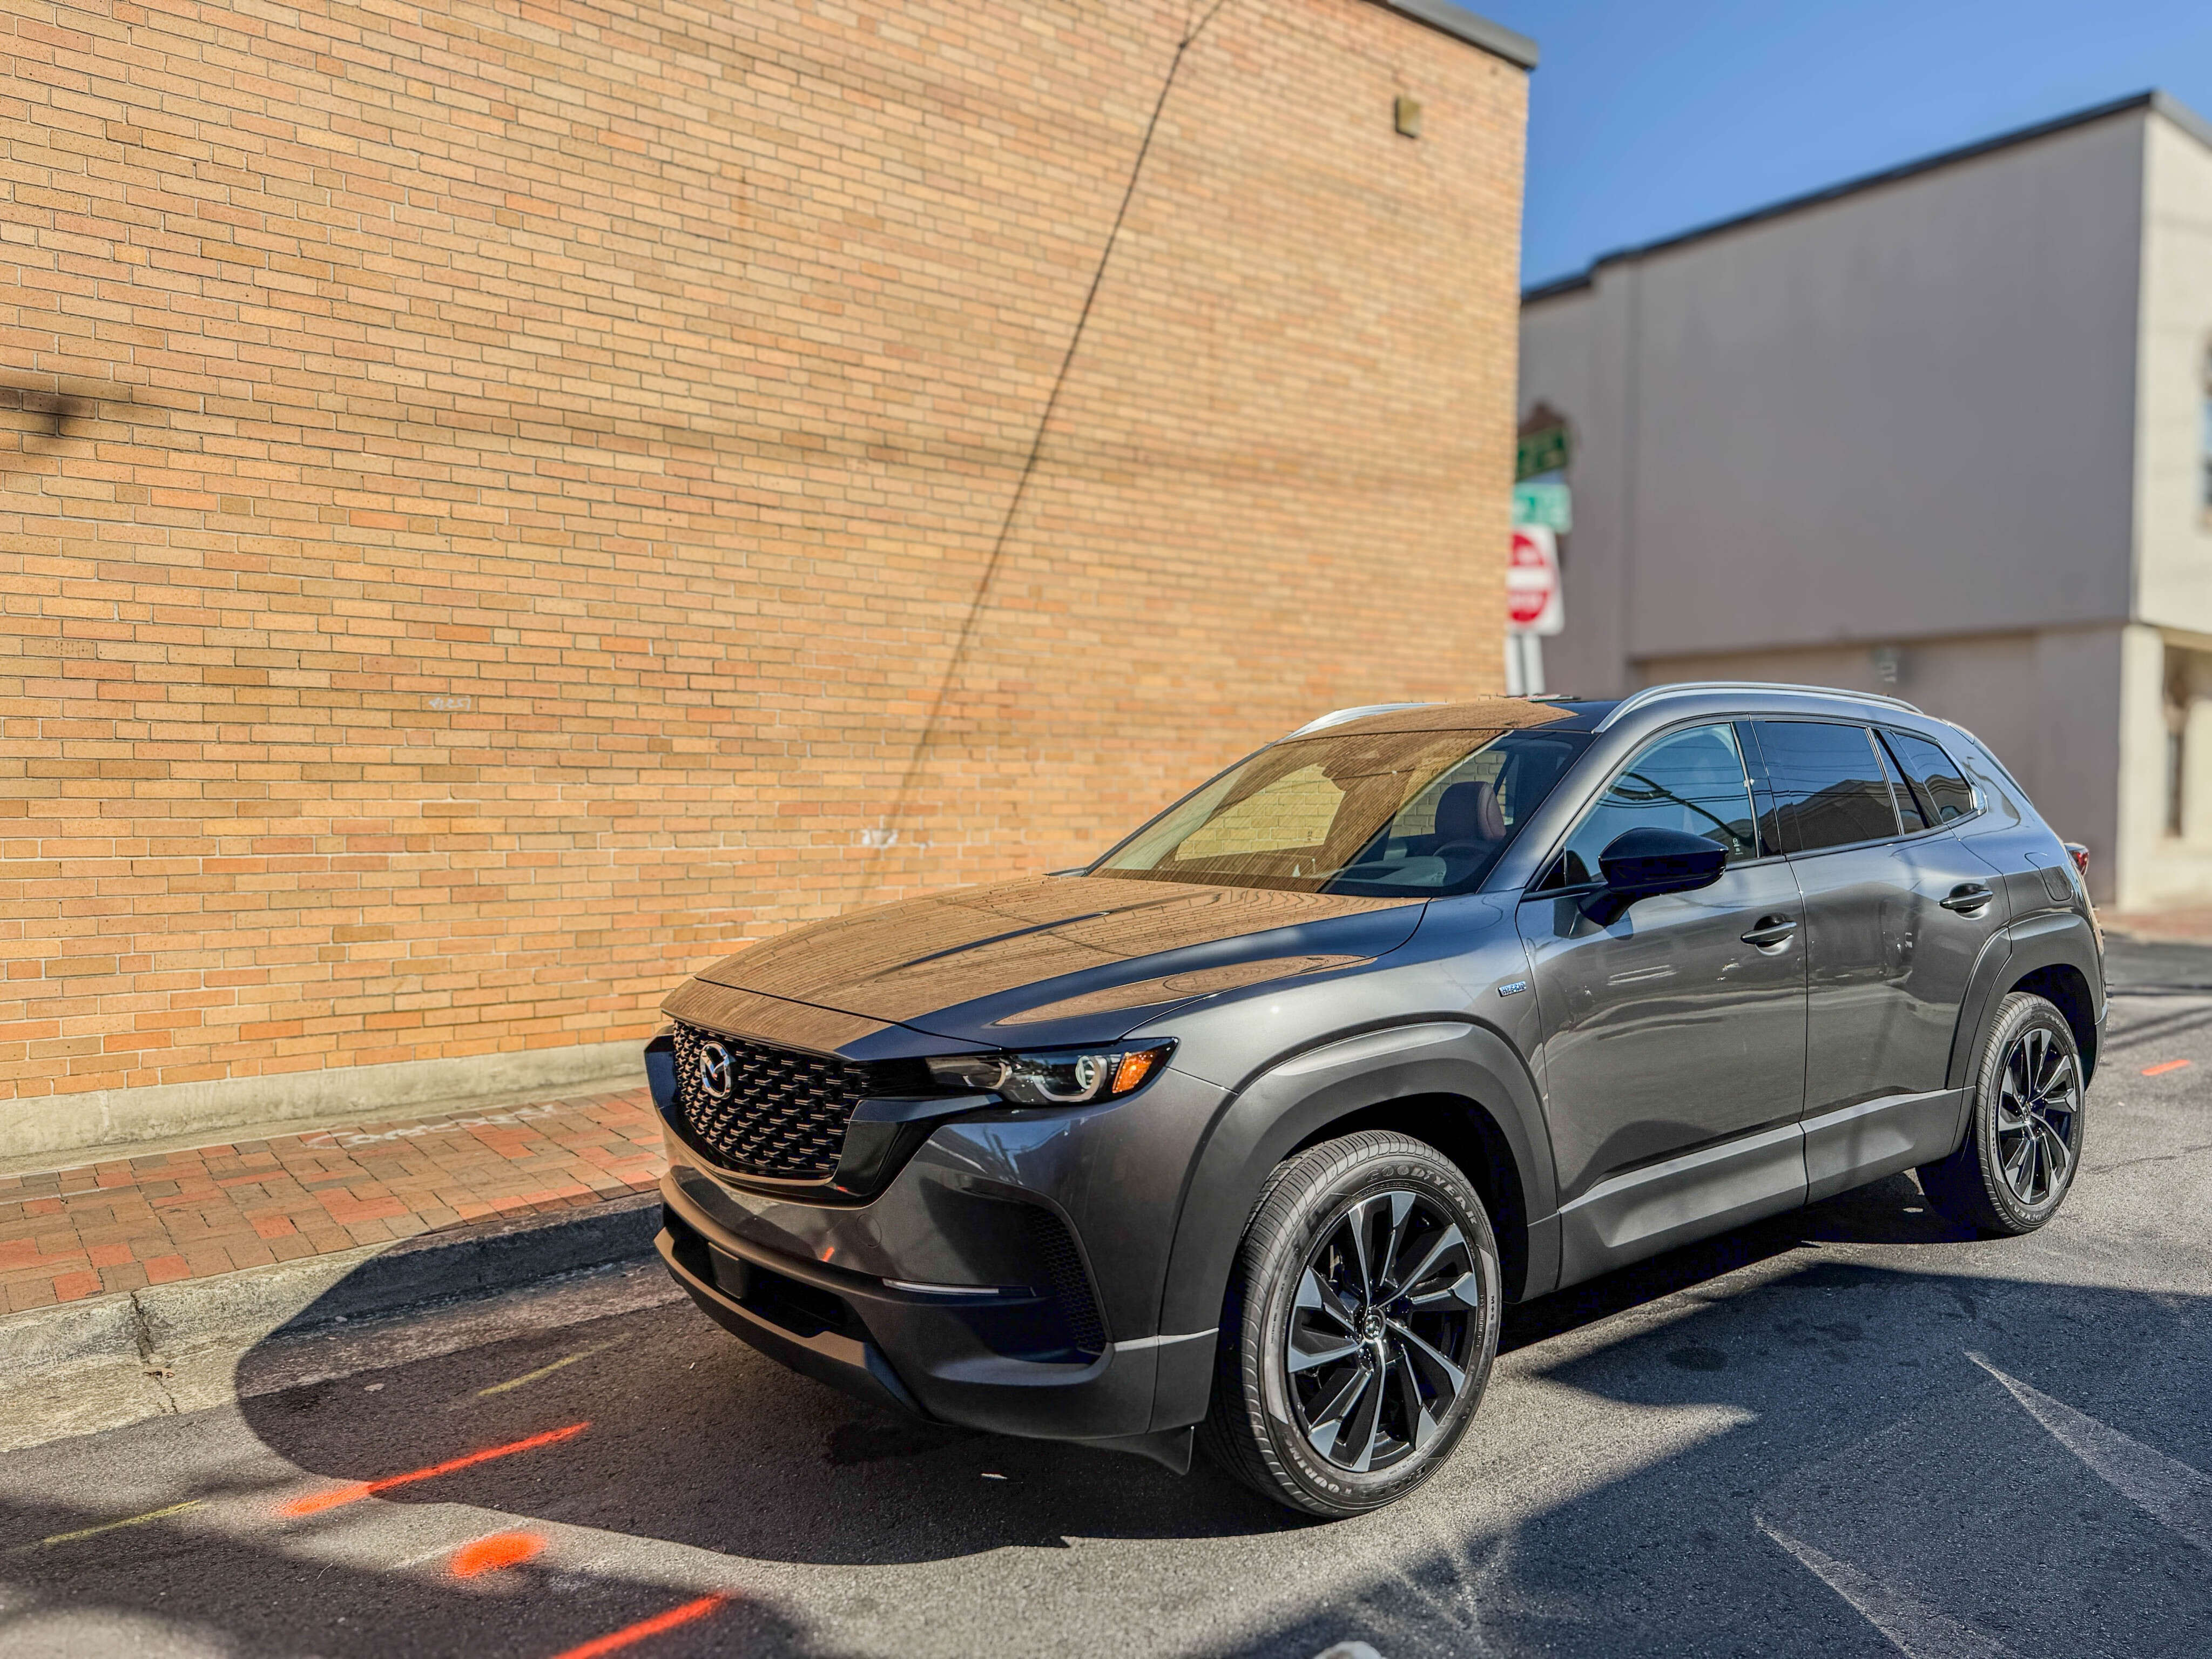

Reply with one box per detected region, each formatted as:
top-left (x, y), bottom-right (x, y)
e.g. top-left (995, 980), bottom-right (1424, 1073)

top-left (2203, 343), bottom-right (2212, 513)
top-left (2167, 645), bottom-right (2212, 841)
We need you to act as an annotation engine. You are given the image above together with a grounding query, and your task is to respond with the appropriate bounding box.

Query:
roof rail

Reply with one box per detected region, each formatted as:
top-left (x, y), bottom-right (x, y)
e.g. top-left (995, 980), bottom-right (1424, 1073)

top-left (1286, 702), bottom-right (1434, 738)
top-left (1593, 681), bottom-right (1923, 732)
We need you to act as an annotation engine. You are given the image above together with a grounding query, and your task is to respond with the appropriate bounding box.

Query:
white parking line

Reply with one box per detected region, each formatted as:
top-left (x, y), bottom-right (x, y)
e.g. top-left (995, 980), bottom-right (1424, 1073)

top-left (1755, 1516), bottom-right (2021, 1659)
top-left (1968, 1351), bottom-right (2212, 1555)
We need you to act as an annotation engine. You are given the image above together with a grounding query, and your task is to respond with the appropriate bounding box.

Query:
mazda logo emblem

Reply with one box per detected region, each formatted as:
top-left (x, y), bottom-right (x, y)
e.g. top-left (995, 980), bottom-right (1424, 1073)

top-left (697, 1041), bottom-right (735, 1101)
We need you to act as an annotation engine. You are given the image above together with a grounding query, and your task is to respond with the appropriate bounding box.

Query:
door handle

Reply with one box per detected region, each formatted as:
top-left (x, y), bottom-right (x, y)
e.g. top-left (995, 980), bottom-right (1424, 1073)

top-left (1740, 915), bottom-right (1798, 948)
top-left (1940, 884), bottom-right (1995, 914)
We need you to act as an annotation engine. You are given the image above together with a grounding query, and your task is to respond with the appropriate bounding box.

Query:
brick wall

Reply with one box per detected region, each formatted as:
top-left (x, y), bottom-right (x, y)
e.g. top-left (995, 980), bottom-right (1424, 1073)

top-left (0, 0), bottom-right (1527, 1106)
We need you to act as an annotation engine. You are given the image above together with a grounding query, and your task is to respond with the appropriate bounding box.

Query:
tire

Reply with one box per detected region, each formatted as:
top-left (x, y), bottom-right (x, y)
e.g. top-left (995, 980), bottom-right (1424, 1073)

top-left (1198, 1131), bottom-right (1501, 1517)
top-left (1918, 992), bottom-right (2085, 1236)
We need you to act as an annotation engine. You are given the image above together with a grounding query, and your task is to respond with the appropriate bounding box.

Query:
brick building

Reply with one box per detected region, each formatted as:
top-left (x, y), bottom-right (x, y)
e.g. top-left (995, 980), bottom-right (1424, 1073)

top-left (0, 0), bottom-right (1534, 1154)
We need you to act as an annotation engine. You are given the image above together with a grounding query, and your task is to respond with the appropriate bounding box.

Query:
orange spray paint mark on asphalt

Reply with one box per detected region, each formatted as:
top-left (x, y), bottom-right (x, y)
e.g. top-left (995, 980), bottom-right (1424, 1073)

top-left (2142, 1058), bottom-right (2194, 1076)
top-left (548, 1595), bottom-right (730, 1658)
top-left (279, 1422), bottom-right (589, 1516)
top-left (450, 1531), bottom-right (548, 1578)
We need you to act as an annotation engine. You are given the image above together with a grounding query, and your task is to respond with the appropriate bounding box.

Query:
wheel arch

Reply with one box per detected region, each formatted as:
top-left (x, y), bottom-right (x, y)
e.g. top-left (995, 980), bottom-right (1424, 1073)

top-left (1153, 1019), bottom-right (1558, 1354)
top-left (2007, 961), bottom-right (2099, 1082)
top-left (1947, 912), bottom-right (2104, 1095)
top-left (1282, 1093), bottom-right (1532, 1305)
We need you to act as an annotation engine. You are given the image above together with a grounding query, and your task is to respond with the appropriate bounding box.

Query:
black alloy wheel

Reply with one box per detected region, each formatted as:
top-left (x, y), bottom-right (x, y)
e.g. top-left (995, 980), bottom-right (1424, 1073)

top-left (1989, 1021), bottom-right (2080, 1206)
top-left (1202, 1131), bottom-right (1501, 1516)
top-left (1286, 1189), bottom-right (1481, 1473)
top-left (1920, 992), bottom-right (2086, 1236)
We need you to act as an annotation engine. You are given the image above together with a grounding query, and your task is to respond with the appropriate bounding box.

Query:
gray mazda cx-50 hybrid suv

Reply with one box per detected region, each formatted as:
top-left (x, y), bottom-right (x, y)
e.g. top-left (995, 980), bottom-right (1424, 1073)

top-left (647, 683), bottom-right (2103, 1515)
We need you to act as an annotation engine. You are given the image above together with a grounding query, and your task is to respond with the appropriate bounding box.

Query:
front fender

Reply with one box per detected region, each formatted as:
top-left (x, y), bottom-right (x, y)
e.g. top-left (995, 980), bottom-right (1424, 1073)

top-left (1146, 1017), bottom-right (1556, 1428)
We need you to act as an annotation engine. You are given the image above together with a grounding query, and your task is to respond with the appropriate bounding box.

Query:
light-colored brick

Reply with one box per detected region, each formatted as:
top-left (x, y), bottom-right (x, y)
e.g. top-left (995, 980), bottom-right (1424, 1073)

top-left (1, 0), bottom-right (1527, 1118)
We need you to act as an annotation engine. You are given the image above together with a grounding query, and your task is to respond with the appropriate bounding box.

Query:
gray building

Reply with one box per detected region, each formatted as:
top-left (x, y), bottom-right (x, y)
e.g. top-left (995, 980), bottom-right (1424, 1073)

top-left (1518, 91), bottom-right (2212, 909)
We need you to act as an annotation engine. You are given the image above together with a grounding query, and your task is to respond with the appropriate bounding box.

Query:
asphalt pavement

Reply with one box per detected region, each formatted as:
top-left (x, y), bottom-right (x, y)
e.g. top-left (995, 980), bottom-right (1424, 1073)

top-left (5, 985), bottom-right (2211, 1658)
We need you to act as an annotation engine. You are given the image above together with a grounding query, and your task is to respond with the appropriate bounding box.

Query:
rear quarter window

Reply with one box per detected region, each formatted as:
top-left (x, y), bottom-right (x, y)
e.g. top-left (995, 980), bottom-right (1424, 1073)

top-left (1884, 729), bottom-right (1977, 825)
top-left (1947, 733), bottom-right (2027, 830)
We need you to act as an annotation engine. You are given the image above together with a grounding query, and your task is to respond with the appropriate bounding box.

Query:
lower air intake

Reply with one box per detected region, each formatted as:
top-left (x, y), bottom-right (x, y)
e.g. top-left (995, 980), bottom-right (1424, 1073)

top-left (1025, 1206), bottom-right (1107, 1358)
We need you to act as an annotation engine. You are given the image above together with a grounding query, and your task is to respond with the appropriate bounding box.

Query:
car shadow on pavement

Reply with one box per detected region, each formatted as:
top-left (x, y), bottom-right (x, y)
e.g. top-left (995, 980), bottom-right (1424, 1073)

top-left (212, 1179), bottom-right (1955, 1581)
top-left (0, 1489), bottom-right (832, 1659)
top-left (15, 1166), bottom-right (2205, 1658)
top-left (1232, 1271), bottom-right (2212, 1659)
top-left (1499, 1171), bottom-right (1966, 1353)
top-left (221, 1289), bottom-right (1299, 1568)
top-left (1230, 1175), bottom-right (2212, 1658)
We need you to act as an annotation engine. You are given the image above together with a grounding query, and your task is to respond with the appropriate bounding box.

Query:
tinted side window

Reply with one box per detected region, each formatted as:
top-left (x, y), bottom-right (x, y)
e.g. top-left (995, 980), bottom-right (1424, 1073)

top-left (1884, 729), bottom-right (1977, 824)
top-left (1874, 734), bottom-right (1928, 833)
top-left (1752, 721), bottom-right (1900, 853)
top-left (1553, 723), bottom-right (1757, 885)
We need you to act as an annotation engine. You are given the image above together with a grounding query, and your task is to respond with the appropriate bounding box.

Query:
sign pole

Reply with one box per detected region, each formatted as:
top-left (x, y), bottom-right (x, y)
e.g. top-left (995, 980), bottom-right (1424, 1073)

top-left (1503, 631), bottom-right (1545, 697)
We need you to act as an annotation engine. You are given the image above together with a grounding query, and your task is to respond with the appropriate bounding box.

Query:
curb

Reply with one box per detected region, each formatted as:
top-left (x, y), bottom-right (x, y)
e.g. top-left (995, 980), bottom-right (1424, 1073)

top-left (0, 1189), bottom-right (664, 1388)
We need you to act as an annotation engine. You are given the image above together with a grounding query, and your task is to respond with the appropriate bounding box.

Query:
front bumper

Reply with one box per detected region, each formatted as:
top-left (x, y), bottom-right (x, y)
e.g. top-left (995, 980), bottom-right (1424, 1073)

top-left (653, 1062), bottom-right (1228, 1445)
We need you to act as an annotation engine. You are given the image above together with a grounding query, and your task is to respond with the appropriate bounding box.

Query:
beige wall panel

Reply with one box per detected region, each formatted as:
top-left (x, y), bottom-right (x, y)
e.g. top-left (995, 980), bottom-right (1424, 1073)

top-left (1631, 634), bottom-right (2036, 781)
top-left (1631, 629), bottom-right (2135, 901)
top-left (2116, 623), bottom-right (2177, 909)
top-left (2135, 114), bottom-right (2212, 631)
top-left (2029, 625), bottom-right (2126, 898)
top-left (1523, 107), bottom-right (2148, 682)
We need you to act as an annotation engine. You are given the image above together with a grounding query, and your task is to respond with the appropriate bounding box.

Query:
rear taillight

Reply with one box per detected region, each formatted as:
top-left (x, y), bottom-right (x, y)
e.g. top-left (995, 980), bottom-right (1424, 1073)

top-left (2064, 841), bottom-right (2090, 878)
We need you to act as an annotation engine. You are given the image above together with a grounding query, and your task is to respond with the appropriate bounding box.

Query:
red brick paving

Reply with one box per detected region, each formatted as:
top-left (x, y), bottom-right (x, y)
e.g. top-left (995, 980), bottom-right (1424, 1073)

top-left (0, 1089), bottom-right (665, 1314)
top-left (2107, 909), bottom-right (2212, 944)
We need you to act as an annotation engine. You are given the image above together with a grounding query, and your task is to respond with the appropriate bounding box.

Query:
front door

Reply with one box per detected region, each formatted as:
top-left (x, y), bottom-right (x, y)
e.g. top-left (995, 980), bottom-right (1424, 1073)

top-left (1519, 721), bottom-right (1808, 1279)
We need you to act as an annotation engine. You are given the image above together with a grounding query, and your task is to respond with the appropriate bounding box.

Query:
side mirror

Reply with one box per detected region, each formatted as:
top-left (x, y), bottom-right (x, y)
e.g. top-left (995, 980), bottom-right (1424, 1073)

top-left (1582, 827), bottom-right (1728, 924)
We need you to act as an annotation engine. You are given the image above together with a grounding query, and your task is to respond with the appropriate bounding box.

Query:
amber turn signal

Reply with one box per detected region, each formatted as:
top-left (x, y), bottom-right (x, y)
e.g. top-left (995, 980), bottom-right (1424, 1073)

top-left (1111, 1049), bottom-right (1161, 1094)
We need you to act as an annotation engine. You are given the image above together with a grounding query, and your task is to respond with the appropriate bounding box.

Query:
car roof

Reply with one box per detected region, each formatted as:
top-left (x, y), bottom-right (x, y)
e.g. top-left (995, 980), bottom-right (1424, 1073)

top-left (1591, 681), bottom-right (1924, 731)
top-left (1287, 684), bottom-right (1941, 744)
top-left (1286, 697), bottom-right (1615, 740)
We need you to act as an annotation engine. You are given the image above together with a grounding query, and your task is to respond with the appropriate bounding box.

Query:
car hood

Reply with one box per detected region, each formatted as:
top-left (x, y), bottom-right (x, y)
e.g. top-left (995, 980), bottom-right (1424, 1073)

top-left (685, 875), bottom-right (1427, 1050)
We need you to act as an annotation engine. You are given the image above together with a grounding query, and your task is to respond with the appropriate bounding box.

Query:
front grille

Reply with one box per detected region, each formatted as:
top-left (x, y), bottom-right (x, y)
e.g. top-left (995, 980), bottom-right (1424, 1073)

top-left (1025, 1206), bottom-right (1107, 1356)
top-left (667, 1020), bottom-right (871, 1182)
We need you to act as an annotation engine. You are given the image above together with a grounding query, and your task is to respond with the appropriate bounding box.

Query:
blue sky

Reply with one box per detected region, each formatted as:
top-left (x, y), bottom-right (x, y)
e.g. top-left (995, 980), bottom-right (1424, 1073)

top-left (1475, 1), bottom-right (2212, 289)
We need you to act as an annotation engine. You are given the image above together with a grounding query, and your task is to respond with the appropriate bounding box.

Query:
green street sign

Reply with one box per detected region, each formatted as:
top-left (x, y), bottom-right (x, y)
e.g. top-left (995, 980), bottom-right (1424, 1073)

top-left (1515, 424), bottom-right (1570, 481)
top-left (1512, 480), bottom-right (1571, 531)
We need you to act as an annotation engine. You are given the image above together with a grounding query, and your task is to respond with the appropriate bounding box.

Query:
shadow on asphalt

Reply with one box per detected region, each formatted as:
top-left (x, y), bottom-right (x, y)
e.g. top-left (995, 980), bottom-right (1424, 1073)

top-left (1496, 1171), bottom-right (1966, 1354)
top-left (2104, 935), bottom-right (2212, 994)
top-left (10, 1174), bottom-right (2209, 1656)
top-left (0, 1495), bottom-right (824, 1657)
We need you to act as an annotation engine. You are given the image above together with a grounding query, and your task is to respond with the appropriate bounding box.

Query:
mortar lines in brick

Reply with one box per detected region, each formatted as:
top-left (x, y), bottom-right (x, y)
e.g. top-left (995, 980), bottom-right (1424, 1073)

top-left (0, 1086), bottom-right (666, 1313)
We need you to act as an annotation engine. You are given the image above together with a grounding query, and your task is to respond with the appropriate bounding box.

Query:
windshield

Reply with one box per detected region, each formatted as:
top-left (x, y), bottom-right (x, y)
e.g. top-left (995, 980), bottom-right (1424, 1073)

top-left (1091, 727), bottom-right (1589, 897)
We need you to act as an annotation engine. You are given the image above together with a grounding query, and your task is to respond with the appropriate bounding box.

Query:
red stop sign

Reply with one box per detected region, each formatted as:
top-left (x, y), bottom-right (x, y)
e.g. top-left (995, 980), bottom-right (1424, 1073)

top-left (1507, 526), bottom-right (1559, 632)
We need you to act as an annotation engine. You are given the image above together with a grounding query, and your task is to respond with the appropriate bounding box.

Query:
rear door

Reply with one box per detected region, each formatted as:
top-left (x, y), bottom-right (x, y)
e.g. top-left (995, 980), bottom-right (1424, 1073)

top-left (1875, 732), bottom-right (2015, 1087)
top-left (1746, 720), bottom-right (2004, 1198)
top-left (1519, 720), bottom-right (1807, 1278)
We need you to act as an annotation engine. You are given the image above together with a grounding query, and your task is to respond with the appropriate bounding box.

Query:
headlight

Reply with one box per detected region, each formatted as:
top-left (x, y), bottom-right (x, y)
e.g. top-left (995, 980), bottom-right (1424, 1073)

top-left (925, 1042), bottom-right (1174, 1105)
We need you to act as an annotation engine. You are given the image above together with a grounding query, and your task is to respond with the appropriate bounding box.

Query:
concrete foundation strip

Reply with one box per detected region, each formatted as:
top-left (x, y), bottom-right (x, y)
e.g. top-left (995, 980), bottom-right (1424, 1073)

top-left (0, 1040), bottom-right (646, 1165)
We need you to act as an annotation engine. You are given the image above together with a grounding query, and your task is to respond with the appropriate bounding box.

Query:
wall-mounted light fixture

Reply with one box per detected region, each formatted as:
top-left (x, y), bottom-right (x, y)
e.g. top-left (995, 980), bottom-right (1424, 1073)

top-left (1394, 95), bottom-right (1423, 139)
